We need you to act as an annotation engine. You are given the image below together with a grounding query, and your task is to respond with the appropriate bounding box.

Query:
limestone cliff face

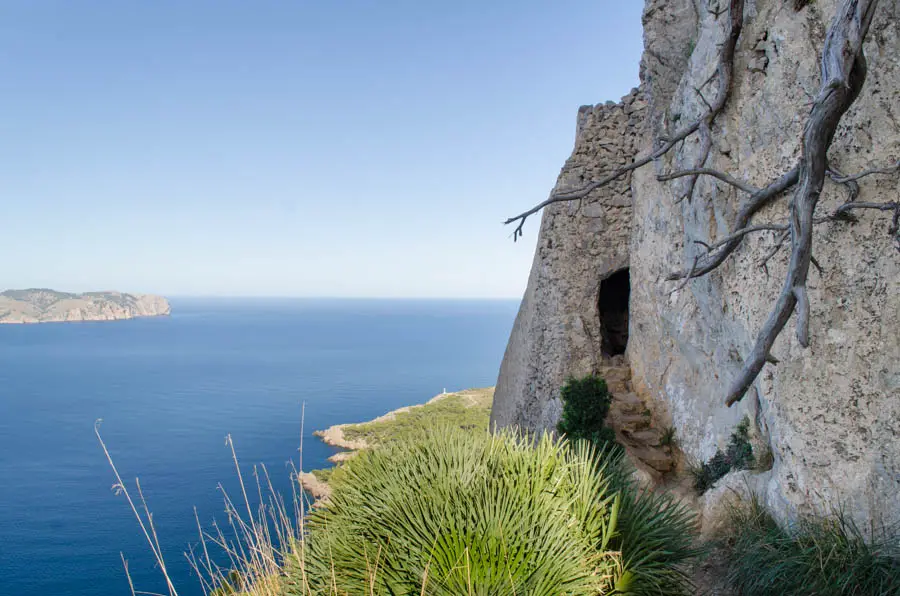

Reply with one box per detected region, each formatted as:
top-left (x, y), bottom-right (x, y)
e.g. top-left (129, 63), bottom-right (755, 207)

top-left (492, 0), bottom-right (900, 528)
top-left (0, 289), bottom-right (171, 324)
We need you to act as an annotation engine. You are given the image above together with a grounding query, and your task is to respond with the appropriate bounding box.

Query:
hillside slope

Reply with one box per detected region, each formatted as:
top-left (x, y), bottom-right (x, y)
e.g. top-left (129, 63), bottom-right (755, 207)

top-left (0, 289), bottom-right (171, 324)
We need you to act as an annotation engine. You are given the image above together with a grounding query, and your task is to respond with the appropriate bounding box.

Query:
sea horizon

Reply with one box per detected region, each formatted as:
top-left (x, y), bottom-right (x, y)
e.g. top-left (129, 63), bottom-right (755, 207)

top-left (0, 297), bottom-right (518, 596)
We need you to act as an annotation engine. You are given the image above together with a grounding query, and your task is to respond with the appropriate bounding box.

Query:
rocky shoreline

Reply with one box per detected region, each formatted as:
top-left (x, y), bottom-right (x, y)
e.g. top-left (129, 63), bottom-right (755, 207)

top-left (299, 393), bottom-right (452, 502)
top-left (300, 388), bottom-right (493, 503)
top-left (313, 392), bottom-right (454, 455)
top-left (297, 471), bottom-right (332, 504)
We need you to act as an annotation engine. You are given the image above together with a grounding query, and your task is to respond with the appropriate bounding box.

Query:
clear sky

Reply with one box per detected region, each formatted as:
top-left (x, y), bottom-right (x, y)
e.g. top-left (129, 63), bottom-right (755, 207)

top-left (0, 1), bottom-right (644, 298)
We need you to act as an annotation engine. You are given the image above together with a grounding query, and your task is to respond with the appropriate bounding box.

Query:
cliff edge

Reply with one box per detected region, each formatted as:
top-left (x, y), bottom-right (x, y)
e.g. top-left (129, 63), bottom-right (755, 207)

top-left (492, 0), bottom-right (899, 530)
top-left (0, 289), bottom-right (171, 324)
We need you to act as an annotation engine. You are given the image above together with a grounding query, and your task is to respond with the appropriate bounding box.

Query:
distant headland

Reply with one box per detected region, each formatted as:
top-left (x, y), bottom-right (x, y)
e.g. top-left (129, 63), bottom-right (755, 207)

top-left (0, 289), bottom-right (171, 324)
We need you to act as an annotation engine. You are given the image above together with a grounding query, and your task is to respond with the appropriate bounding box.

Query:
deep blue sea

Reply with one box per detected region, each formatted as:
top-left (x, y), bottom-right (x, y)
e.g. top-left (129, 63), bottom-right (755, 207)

top-left (0, 298), bottom-right (517, 596)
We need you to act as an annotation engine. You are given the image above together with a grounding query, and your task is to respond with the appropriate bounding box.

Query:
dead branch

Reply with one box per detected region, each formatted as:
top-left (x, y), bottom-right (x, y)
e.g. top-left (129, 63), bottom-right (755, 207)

top-left (810, 254), bottom-right (824, 275)
top-left (829, 159), bottom-right (900, 183)
top-left (818, 200), bottom-right (900, 252)
top-left (759, 230), bottom-right (791, 274)
top-left (725, 0), bottom-right (879, 407)
top-left (827, 165), bottom-right (861, 202)
top-left (673, 168), bottom-right (896, 284)
top-left (698, 223), bottom-right (789, 254)
top-left (828, 200), bottom-right (900, 219)
top-left (671, 223), bottom-right (788, 292)
top-left (675, 0), bottom-right (745, 204)
top-left (667, 167), bottom-right (799, 280)
top-left (669, 255), bottom-right (700, 295)
top-left (504, 0), bottom-right (746, 240)
top-left (657, 167), bottom-right (760, 194)
top-left (505, 123), bottom-right (700, 240)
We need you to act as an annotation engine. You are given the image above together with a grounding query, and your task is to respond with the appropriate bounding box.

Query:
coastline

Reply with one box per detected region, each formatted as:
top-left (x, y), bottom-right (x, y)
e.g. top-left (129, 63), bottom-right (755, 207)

top-left (0, 312), bottom-right (171, 325)
top-left (314, 390), bottom-right (460, 452)
top-left (298, 472), bottom-right (332, 503)
top-left (0, 290), bottom-right (171, 324)
top-left (300, 388), bottom-right (494, 503)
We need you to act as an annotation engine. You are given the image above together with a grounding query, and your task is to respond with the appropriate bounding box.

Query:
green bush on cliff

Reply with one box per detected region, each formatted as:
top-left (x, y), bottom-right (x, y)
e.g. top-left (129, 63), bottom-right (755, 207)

top-left (288, 427), bottom-right (698, 595)
top-left (557, 374), bottom-right (617, 447)
top-left (723, 496), bottom-right (900, 596)
top-left (609, 468), bottom-right (701, 595)
top-left (341, 388), bottom-right (493, 447)
top-left (692, 417), bottom-right (755, 493)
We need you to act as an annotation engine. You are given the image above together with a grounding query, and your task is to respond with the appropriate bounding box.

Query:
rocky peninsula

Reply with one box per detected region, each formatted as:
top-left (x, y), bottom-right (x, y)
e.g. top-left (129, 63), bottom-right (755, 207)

top-left (300, 387), bottom-right (493, 505)
top-left (0, 289), bottom-right (171, 324)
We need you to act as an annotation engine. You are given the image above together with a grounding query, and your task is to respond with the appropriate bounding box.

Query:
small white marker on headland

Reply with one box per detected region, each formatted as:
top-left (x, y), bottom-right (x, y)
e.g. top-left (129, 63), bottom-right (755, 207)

top-left (443, 387), bottom-right (447, 394)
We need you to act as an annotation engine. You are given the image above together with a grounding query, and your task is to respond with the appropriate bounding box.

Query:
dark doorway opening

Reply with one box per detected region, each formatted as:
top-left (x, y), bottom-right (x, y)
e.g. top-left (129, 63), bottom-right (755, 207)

top-left (598, 268), bottom-right (630, 357)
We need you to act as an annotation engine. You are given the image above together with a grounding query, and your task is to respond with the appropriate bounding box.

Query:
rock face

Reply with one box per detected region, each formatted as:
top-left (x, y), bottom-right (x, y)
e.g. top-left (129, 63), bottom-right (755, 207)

top-left (492, 0), bottom-right (900, 529)
top-left (491, 89), bottom-right (646, 431)
top-left (0, 289), bottom-right (171, 324)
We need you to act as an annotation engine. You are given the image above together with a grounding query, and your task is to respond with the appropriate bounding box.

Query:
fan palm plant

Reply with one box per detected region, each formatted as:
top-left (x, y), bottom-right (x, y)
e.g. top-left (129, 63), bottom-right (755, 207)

top-left (287, 427), bottom-right (699, 595)
top-left (289, 428), bottom-right (622, 595)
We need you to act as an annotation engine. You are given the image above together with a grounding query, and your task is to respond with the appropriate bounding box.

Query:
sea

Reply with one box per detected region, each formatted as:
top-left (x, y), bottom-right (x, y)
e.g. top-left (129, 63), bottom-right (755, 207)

top-left (0, 298), bottom-right (518, 596)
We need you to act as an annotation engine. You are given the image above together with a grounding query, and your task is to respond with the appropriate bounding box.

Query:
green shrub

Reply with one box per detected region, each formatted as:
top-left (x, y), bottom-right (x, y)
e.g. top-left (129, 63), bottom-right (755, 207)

top-left (607, 458), bottom-right (701, 595)
top-left (310, 466), bottom-right (334, 483)
top-left (692, 417), bottom-right (754, 493)
top-left (341, 388), bottom-right (493, 447)
top-left (725, 417), bottom-right (754, 470)
top-left (660, 426), bottom-right (677, 447)
top-left (724, 496), bottom-right (900, 596)
top-left (557, 374), bottom-right (616, 448)
top-left (290, 427), bottom-right (698, 595)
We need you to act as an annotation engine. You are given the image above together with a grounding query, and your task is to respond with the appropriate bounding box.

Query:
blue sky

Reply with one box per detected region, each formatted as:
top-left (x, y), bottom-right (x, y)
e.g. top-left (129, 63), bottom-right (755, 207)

top-left (0, 1), bottom-right (643, 298)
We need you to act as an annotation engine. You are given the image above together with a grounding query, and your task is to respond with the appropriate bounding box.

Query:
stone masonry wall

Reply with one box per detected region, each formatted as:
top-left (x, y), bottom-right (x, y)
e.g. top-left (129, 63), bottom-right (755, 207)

top-left (490, 89), bottom-right (646, 432)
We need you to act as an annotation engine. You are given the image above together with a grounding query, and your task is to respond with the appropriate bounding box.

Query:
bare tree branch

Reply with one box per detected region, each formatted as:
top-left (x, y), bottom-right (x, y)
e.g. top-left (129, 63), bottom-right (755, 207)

top-left (759, 230), bottom-right (791, 274)
top-left (810, 254), bottom-right (824, 275)
top-left (674, 0), bottom-right (745, 204)
top-left (504, 124), bottom-right (700, 240)
top-left (795, 284), bottom-right (810, 348)
top-left (697, 223), bottom-right (789, 253)
top-left (667, 167), bottom-right (799, 280)
top-left (658, 167), bottom-right (760, 194)
top-left (672, 223), bottom-right (788, 291)
top-left (829, 159), bottom-right (900, 183)
top-left (725, 0), bottom-right (879, 407)
top-left (669, 255), bottom-right (700, 295)
top-left (504, 0), bottom-right (746, 239)
top-left (829, 200), bottom-right (900, 219)
top-left (818, 200), bottom-right (900, 252)
top-left (827, 165), bottom-right (861, 201)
